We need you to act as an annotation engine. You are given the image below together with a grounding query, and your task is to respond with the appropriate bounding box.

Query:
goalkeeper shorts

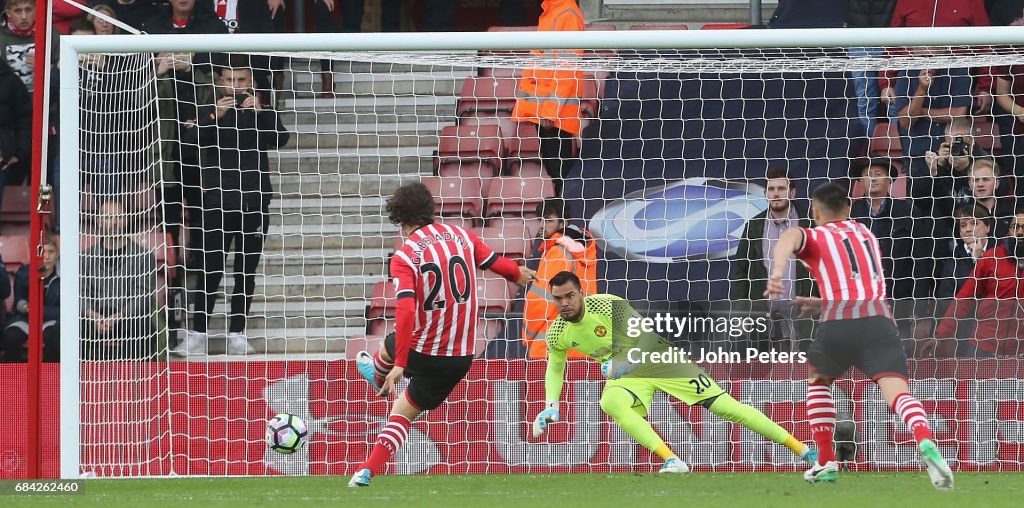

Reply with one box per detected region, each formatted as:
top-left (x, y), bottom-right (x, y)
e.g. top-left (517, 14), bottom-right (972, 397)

top-left (604, 372), bottom-right (725, 417)
top-left (384, 333), bottom-right (474, 410)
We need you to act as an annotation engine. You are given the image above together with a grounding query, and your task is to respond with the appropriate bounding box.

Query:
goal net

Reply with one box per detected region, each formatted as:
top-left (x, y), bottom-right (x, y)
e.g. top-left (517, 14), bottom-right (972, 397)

top-left (45, 29), bottom-right (1024, 478)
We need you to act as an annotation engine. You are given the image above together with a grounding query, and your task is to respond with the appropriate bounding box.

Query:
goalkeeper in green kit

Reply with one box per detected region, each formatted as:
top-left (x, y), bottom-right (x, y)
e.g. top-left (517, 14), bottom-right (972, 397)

top-left (532, 271), bottom-right (816, 472)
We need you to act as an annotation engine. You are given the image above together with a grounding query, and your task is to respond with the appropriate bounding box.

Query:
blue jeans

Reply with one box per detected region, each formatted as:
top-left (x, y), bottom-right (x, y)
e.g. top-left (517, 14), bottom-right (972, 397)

top-left (848, 47), bottom-right (883, 139)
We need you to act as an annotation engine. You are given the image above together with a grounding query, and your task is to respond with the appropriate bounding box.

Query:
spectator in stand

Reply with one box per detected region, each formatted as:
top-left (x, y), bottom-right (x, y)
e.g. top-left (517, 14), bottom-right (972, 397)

top-left (849, 157), bottom-right (933, 334)
top-left (88, 4), bottom-right (122, 35)
top-left (81, 200), bottom-right (157, 360)
top-left (512, 0), bottom-right (586, 197)
top-left (144, 0), bottom-right (224, 254)
top-left (0, 0), bottom-right (60, 98)
top-left (732, 167), bottom-right (816, 352)
top-left (0, 57), bottom-right (30, 223)
top-left (912, 116), bottom-right (989, 219)
top-left (936, 202), bottom-right (994, 299)
top-left (967, 157), bottom-right (1016, 237)
top-left (313, 0), bottom-right (365, 94)
top-left (845, 0), bottom-right (898, 139)
top-left (94, 0), bottom-right (161, 32)
top-left (522, 198), bottom-right (597, 359)
top-left (1, 235), bottom-right (60, 363)
top-left (52, 0), bottom-right (85, 34)
top-left (208, 0), bottom-right (276, 104)
top-left (929, 209), bottom-right (1024, 357)
top-left (174, 55), bottom-right (289, 357)
top-left (993, 57), bottom-right (1024, 189)
top-left (880, 0), bottom-right (993, 116)
top-left (892, 59), bottom-right (973, 158)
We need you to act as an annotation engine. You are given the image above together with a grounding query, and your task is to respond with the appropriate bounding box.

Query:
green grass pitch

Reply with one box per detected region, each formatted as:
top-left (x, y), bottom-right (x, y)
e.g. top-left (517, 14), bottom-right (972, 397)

top-left (5, 472), bottom-right (1023, 508)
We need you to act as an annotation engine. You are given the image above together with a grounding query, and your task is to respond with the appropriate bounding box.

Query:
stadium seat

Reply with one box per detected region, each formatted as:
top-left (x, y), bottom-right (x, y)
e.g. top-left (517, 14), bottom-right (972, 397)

top-left (1, 186), bottom-right (31, 223)
top-left (367, 281), bottom-right (397, 319)
top-left (0, 236), bottom-right (30, 272)
top-left (456, 76), bottom-right (519, 118)
top-left (460, 117), bottom-right (542, 169)
top-left (422, 176), bottom-right (486, 217)
top-left (628, 24), bottom-right (689, 30)
top-left (587, 24), bottom-right (617, 31)
top-left (483, 175), bottom-right (555, 218)
top-left (479, 217), bottom-right (538, 261)
top-left (700, 23), bottom-right (752, 30)
top-left (972, 119), bottom-right (1001, 154)
top-left (478, 66), bottom-right (523, 79)
top-left (870, 122), bottom-right (902, 157)
top-left (436, 123), bottom-right (506, 178)
top-left (476, 273), bottom-right (514, 314)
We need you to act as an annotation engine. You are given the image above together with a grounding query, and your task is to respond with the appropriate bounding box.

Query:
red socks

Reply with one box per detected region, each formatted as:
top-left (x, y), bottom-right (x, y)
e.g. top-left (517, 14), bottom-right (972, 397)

top-left (807, 382), bottom-right (836, 465)
top-left (372, 351), bottom-right (394, 387)
top-left (359, 414), bottom-right (411, 473)
top-left (893, 392), bottom-right (933, 444)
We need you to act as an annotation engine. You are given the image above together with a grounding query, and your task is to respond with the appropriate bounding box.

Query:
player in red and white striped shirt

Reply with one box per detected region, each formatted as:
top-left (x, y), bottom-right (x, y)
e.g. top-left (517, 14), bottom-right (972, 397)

top-left (767, 183), bottom-right (953, 490)
top-left (348, 182), bottom-right (535, 488)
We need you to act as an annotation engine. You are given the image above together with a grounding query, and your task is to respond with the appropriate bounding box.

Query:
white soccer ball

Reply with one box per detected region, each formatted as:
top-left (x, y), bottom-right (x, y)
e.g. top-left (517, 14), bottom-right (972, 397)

top-left (266, 413), bottom-right (308, 454)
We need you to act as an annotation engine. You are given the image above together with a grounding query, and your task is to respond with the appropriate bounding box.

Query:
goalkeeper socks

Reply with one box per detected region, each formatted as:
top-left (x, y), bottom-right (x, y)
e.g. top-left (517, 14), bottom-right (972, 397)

top-left (372, 351), bottom-right (394, 386)
top-left (807, 381), bottom-right (836, 465)
top-left (600, 387), bottom-right (668, 454)
top-left (893, 392), bottom-right (933, 444)
top-left (784, 436), bottom-right (809, 458)
top-left (653, 444), bottom-right (677, 461)
top-left (360, 414), bottom-right (411, 473)
top-left (706, 393), bottom-right (794, 449)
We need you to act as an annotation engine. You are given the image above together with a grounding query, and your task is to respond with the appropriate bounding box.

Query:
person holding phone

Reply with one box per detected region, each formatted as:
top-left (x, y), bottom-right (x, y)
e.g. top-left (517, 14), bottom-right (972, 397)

top-left (174, 54), bottom-right (290, 357)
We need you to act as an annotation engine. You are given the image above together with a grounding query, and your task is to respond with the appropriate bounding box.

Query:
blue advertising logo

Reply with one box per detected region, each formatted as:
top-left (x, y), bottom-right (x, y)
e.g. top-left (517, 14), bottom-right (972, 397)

top-left (589, 178), bottom-right (768, 262)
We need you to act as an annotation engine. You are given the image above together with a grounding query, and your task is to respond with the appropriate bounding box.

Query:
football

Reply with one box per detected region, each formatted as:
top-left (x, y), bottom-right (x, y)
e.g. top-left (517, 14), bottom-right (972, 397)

top-left (266, 413), bottom-right (308, 454)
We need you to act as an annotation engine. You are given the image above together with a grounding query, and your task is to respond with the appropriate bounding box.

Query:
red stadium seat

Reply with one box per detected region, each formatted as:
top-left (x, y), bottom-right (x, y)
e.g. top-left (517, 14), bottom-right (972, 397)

top-left (460, 117), bottom-right (542, 169)
top-left (1, 186), bottom-right (31, 223)
top-left (587, 24), bottom-right (617, 31)
top-left (478, 67), bottom-right (523, 79)
top-left (628, 24), bottom-right (689, 30)
top-left (483, 175), bottom-right (555, 218)
top-left (422, 176), bottom-right (485, 217)
top-left (457, 76), bottom-right (519, 118)
top-left (0, 236), bottom-right (30, 272)
top-left (972, 119), bottom-right (1001, 154)
top-left (476, 273), bottom-right (514, 314)
top-left (436, 123), bottom-right (506, 178)
top-left (367, 281), bottom-right (397, 319)
top-left (869, 122), bottom-right (902, 157)
top-left (479, 217), bottom-right (538, 261)
top-left (701, 23), bottom-right (752, 30)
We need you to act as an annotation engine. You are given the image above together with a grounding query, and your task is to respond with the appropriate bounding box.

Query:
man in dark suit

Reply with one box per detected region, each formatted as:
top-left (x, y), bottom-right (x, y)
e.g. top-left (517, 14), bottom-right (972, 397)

top-left (849, 157), bottom-right (933, 346)
top-left (732, 167), bottom-right (816, 352)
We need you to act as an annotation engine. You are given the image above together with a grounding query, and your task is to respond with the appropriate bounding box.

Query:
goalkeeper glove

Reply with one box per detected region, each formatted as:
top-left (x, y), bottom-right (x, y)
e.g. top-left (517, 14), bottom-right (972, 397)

top-left (531, 401), bottom-right (560, 438)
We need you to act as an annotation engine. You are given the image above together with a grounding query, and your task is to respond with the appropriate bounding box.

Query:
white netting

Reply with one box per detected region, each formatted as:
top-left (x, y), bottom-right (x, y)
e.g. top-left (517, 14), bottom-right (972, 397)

top-left (64, 39), bottom-right (1024, 476)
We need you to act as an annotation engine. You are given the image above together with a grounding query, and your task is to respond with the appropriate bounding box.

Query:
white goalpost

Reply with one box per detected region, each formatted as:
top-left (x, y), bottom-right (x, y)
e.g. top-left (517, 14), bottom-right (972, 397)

top-left (58, 27), bottom-right (1024, 479)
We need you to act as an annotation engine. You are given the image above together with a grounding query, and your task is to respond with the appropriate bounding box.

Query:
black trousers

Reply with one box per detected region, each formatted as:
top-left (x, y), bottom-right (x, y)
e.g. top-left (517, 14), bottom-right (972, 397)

top-left (1, 319), bottom-right (59, 363)
top-left (81, 317), bottom-right (155, 361)
top-left (538, 125), bottom-right (575, 197)
top-left (191, 199), bottom-right (269, 334)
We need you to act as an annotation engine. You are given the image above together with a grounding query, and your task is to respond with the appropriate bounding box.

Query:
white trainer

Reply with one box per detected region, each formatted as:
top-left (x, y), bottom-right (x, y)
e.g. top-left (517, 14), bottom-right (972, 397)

top-left (226, 332), bottom-right (255, 355)
top-left (803, 460), bottom-right (839, 483)
top-left (170, 331), bottom-right (208, 357)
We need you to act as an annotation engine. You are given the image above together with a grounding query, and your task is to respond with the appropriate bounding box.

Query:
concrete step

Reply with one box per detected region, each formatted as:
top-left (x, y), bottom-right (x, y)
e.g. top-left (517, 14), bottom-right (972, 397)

top-left (167, 331), bottom-right (353, 355)
top-left (270, 172), bottom-right (417, 197)
top-left (270, 146), bottom-right (435, 174)
top-left (284, 121), bottom-right (445, 150)
top-left (205, 314), bottom-right (365, 333)
top-left (258, 274), bottom-right (383, 300)
top-left (290, 71), bottom-right (471, 96)
top-left (263, 230), bottom-right (392, 251)
top-left (279, 95), bottom-right (458, 116)
top-left (269, 211), bottom-right (388, 228)
top-left (270, 196), bottom-right (385, 214)
top-left (260, 250), bottom-right (390, 278)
